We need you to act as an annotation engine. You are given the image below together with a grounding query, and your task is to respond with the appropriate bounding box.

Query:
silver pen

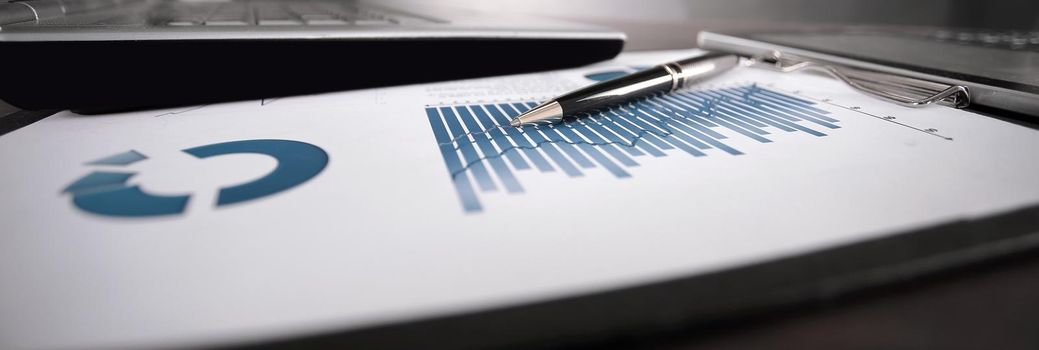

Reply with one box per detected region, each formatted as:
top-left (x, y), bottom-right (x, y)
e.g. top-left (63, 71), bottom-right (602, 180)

top-left (509, 52), bottom-right (739, 126)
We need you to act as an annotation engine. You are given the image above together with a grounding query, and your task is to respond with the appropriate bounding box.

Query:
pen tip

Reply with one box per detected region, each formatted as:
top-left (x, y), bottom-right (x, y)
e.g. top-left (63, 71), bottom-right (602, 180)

top-left (509, 101), bottom-right (563, 127)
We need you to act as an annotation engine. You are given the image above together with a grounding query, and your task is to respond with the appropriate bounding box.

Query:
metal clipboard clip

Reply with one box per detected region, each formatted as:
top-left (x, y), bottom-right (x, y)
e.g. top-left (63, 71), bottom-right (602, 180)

top-left (744, 51), bottom-right (970, 109)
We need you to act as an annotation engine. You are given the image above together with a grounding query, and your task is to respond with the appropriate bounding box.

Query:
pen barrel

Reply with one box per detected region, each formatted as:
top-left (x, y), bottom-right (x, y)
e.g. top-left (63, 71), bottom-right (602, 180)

top-left (671, 52), bottom-right (740, 90)
top-left (556, 52), bottom-right (739, 116)
top-left (557, 65), bottom-right (674, 115)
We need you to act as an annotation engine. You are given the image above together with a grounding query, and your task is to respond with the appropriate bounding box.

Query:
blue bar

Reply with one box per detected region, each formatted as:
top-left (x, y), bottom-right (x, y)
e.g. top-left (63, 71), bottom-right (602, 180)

top-left (424, 87), bottom-right (843, 212)
top-left (595, 111), bottom-right (667, 157)
top-left (524, 125), bottom-right (584, 177)
top-left (719, 87), bottom-right (832, 127)
top-left (470, 105), bottom-right (531, 170)
top-left (613, 108), bottom-right (706, 157)
top-left (537, 125), bottom-right (598, 169)
top-left (629, 102), bottom-right (713, 150)
top-left (666, 94), bottom-right (773, 142)
top-left (682, 91), bottom-right (773, 134)
top-left (752, 85), bottom-right (816, 106)
top-left (637, 101), bottom-right (744, 155)
top-left (582, 112), bottom-right (646, 157)
top-left (485, 104), bottom-right (556, 172)
top-left (646, 97), bottom-right (729, 140)
top-left (425, 108), bottom-right (481, 212)
top-left (756, 87), bottom-right (834, 117)
top-left (669, 90), bottom-right (768, 127)
top-left (502, 102), bottom-right (585, 175)
top-left (521, 102), bottom-right (596, 168)
top-left (500, 104), bottom-right (583, 176)
top-left (648, 94), bottom-right (720, 127)
top-left (567, 117), bottom-right (640, 167)
top-left (455, 106), bottom-right (525, 193)
top-left (675, 92), bottom-right (767, 128)
top-left (596, 111), bottom-right (667, 157)
top-left (676, 91), bottom-right (728, 122)
top-left (439, 107), bottom-right (498, 191)
top-left (606, 109), bottom-right (674, 151)
top-left (511, 101), bottom-right (648, 158)
top-left (715, 92), bottom-right (829, 137)
top-left (739, 98), bottom-right (799, 122)
top-left (721, 88), bottom-right (835, 135)
top-left (736, 87), bottom-right (839, 125)
top-left (639, 99), bottom-right (733, 143)
top-left (553, 123), bottom-right (632, 178)
top-left (742, 91), bottom-right (841, 128)
top-left (704, 94), bottom-right (798, 133)
top-left (731, 86), bottom-right (831, 118)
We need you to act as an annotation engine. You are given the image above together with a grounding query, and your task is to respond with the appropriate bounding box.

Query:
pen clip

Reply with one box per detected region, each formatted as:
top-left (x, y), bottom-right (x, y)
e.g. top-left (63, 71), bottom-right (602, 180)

top-left (745, 51), bottom-right (970, 109)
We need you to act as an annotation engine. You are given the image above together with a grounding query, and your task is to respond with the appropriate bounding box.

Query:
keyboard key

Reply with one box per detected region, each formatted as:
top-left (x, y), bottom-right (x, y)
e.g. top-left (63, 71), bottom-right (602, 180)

top-left (205, 2), bottom-right (252, 26)
top-left (305, 18), bottom-right (349, 25)
top-left (256, 3), bottom-right (303, 26)
top-left (205, 20), bottom-right (249, 25)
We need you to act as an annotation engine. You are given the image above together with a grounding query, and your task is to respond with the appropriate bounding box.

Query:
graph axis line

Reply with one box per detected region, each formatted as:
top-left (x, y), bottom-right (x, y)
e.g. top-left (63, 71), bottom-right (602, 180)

top-left (769, 85), bottom-right (954, 141)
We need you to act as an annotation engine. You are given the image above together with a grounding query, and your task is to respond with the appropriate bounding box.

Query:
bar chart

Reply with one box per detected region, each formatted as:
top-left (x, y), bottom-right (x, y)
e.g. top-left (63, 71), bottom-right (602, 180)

top-left (425, 84), bottom-right (840, 213)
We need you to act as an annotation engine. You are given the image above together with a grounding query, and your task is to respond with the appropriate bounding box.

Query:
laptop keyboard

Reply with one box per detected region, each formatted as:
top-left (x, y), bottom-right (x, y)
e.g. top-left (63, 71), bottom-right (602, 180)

top-left (925, 30), bottom-right (1039, 51)
top-left (1, 0), bottom-right (445, 27)
top-left (154, 1), bottom-right (421, 27)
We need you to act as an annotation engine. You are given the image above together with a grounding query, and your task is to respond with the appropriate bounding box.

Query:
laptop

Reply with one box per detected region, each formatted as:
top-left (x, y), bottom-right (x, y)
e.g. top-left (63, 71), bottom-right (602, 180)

top-left (0, 0), bottom-right (625, 112)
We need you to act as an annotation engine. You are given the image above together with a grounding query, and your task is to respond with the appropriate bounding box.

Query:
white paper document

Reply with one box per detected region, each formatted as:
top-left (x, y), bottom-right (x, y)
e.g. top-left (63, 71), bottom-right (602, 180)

top-left (2, 49), bottom-right (1038, 349)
